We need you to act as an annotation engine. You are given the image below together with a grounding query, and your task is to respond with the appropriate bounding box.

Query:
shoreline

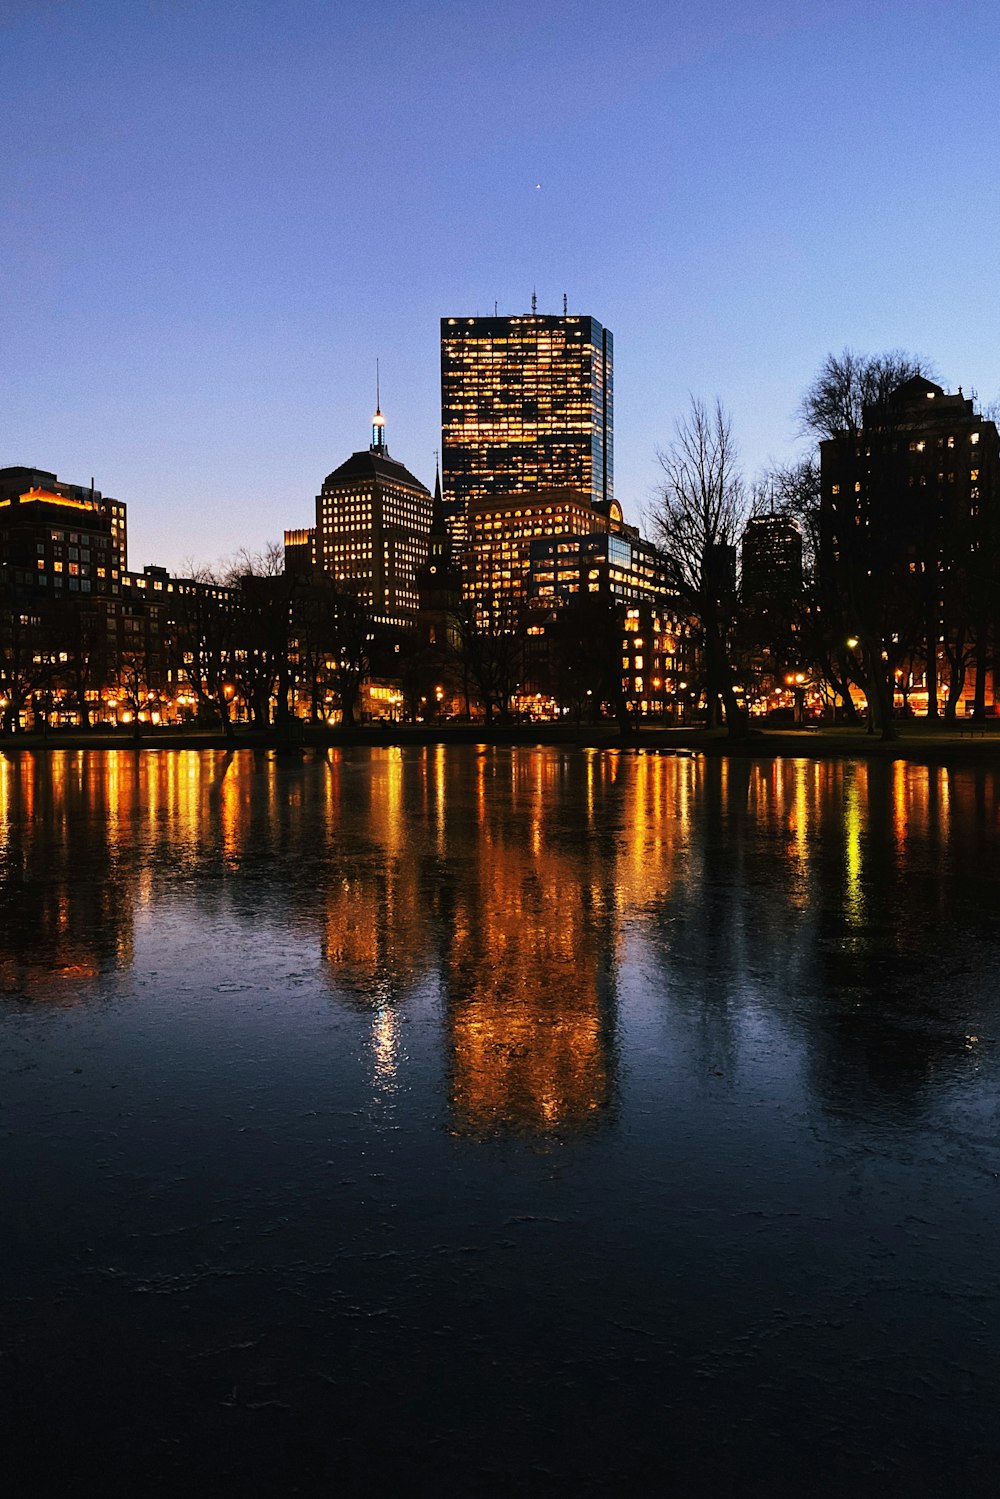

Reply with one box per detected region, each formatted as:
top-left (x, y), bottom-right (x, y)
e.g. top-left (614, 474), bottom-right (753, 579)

top-left (3, 722), bottom-right (1000, 765)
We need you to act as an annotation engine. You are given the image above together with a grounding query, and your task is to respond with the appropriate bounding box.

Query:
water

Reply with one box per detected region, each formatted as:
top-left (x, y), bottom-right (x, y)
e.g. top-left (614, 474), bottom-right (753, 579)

top-left (2, 747), bottom-right (998, 1494)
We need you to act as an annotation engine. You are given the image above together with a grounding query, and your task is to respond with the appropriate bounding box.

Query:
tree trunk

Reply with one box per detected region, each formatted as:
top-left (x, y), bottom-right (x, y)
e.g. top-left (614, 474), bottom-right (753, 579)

top-left (924, 604), bottom-right (938, 720)
top-left (973, 631), bottom-right (988, 721)
top-left (861, 638), bottom-right (896, 740)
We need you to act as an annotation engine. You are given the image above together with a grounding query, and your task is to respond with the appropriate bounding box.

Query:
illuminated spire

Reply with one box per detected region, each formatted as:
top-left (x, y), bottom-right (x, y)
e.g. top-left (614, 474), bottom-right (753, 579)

top-left (371, 358), bottom-right (385, 450)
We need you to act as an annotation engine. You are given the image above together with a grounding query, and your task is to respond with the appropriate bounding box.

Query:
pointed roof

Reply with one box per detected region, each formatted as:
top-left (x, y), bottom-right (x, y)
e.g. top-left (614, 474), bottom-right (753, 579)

top-left (322, 447), bottom-right (429, 493)
top-left (431, 460), bottom-right (446, 527)
top-left (894, 374), bottom-right (945, 401)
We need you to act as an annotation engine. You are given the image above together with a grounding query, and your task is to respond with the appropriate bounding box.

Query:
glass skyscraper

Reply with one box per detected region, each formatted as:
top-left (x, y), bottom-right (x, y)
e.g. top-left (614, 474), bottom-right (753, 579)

top-left (440, 312), bottom-right (613, 547)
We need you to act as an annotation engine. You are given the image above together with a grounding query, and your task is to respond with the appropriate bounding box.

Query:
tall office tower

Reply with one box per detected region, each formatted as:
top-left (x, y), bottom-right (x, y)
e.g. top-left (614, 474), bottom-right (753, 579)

top-left (440, 310), bottom-right (613, 549)
top-left (740, 514), bottom-right (803, 605)
top-left (314, 405), bottom-right (432, 632)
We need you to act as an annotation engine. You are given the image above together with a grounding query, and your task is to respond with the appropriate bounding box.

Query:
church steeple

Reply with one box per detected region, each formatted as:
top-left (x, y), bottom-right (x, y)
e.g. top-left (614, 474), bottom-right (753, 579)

top-left (416, 446), bottom-right (462, 649)
top-left (432, 455), bottom-right (444, 524)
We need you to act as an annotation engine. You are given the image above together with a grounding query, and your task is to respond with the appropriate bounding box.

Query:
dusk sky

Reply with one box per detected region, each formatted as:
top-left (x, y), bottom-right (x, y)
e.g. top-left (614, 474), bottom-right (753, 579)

top-left (3, 0), bottom-right (999, 572)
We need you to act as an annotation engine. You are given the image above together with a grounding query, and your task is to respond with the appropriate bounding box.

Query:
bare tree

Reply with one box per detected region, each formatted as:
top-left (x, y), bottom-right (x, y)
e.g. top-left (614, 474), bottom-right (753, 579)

top-left (800, 350), bottom-right (938, 739)
top-left (761, 456), bottom-right (859, 722)
top-left (0, 606), bottom-right (59, 733)
top-left (799, 348), bottom-right (935, 440)
top-left (451, 594), bottom-right (524, 724)
top-left (326, 582), bottom-right (372, 728)
top-left (226, 543), bottom-right (295, 730)
top-left (649, 397), bottom-right (748, 734)
top-left (163, 565), bottom-right (238, 738)
top-left (115, 650), bottom-right (149, 743)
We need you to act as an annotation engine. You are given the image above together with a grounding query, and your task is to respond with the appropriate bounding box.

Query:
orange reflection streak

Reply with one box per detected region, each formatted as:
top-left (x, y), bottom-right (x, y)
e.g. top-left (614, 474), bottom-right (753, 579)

top-left (320, 753), bottom-right (431, 1004)
top-left (446, 758), bottom-right (615, 1134)
top-left (892, 760), bottom-right (908, 850)
top-left (843, 763), bottom-right (867, 929)
top-left (434, 743), bottom-right (446, 852)
top-left (0, 750), bottom-right (137, 999)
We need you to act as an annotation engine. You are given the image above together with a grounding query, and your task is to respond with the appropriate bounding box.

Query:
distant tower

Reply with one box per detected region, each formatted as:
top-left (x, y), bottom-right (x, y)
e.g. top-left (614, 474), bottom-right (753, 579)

top-left (314, 396), bottom-right (432, 632)
top-left (740, 514), bottom-right (803, 605)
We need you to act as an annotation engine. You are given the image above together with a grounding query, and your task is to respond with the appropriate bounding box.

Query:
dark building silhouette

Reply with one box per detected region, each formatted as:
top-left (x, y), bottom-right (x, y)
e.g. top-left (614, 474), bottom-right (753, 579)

top-left (820, 375), bottom-right (1000, 715)
top-left (0, 466), bottom-right (127, 601)
top-left (283, 526), bottom-right (316, 575)
top-left (415, 463), bottom-right (463, 650)
top-left (740, 513), bottom-right (803, 605)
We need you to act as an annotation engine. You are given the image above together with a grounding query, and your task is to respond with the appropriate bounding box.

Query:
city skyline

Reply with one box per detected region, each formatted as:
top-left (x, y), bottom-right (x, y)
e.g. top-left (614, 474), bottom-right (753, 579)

top-left (4, 1), bottom-right (1000, 574)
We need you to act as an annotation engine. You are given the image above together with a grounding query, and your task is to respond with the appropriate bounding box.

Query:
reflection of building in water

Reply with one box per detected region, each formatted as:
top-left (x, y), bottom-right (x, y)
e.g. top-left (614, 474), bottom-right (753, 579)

top-left (321, 867), bottom-right (428, 1004)
top-left (318, 750), bottom-right (433, 1007)
top-left (0, 752), bottom-right (134, 1001)
top-left (443, 752), bottom-right (619, 1134)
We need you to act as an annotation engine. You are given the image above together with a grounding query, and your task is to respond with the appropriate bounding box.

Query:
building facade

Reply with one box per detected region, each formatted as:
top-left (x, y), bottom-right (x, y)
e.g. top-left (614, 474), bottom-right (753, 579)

top-left (740, 514), bottom-right (803, 605)
top-left (466, 487), bottom-right (618, 627)
top-left (440, 311), bottom-right (613, 549)
top-left (528, 527), bottom-right (669, 611)
top-left (820, 375), bottom-right (1000, 716)
top-left (0, 467), bottom-right (127, 602)
top-left (313, 410), bottom-right (432, 632)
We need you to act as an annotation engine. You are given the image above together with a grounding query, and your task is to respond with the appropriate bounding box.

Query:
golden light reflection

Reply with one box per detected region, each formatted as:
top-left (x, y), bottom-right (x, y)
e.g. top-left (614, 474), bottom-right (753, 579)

top-left (445, 751), bottom-right (615, 1134)
top-left (371, 1003), bottom-right (399, 1090)
top-left (2, 746), bottom-right (991, 1127)
top-left (843, 766), bottom-right (866, 928)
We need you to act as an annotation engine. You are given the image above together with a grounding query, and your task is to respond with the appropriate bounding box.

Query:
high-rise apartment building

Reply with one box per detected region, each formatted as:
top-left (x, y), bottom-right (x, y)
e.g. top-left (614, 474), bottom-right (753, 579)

top-left (820, 375), bottom-right (1000, 715)
top-left (440, 311), bottom-right (613, 548)
top-left (0, 467), bottom-right (127, 600)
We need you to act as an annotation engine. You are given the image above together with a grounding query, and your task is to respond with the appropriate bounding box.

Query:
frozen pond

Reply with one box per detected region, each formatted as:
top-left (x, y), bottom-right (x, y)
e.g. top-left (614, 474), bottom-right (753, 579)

top-left (2, 746), bottom-right (999, 1493)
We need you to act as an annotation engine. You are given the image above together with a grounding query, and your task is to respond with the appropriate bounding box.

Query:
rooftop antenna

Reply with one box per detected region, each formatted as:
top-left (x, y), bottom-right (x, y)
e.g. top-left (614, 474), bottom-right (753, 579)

top-left (531, 288), bottom-right (537, 314)
top-left (494, 300), bottom-right (498, 315)
top-left (563, 292), bottom-right (568, 315)
top-left (372, 358), bottom-right (385, 450)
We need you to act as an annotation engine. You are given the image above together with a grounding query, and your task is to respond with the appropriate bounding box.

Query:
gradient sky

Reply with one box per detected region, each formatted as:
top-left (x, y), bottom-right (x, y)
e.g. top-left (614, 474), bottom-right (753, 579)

top-left (3, 0), bottom-right (999, 572)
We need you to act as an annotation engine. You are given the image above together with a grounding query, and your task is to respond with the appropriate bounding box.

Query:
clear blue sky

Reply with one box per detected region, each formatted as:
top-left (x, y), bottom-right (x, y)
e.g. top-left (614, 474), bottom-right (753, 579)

top-left (3, 0), bottom-right (999, 571)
